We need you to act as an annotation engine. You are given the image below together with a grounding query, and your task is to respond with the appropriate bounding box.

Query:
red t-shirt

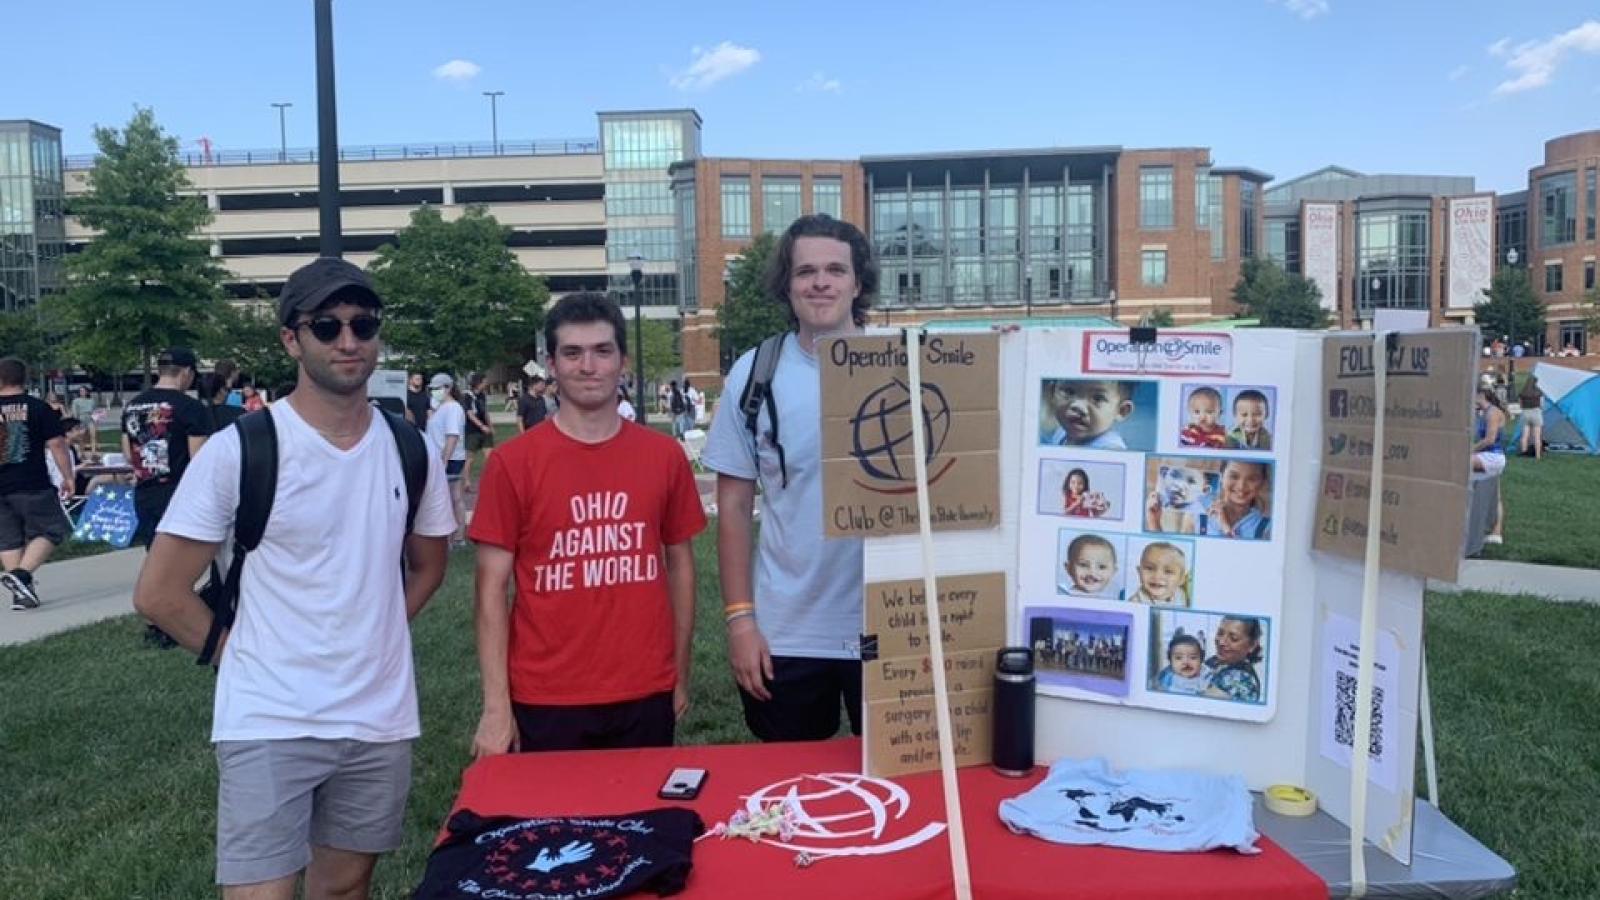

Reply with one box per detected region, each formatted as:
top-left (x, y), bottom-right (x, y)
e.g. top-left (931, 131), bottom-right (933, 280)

top-left (469, 421), bottom-right (707, 706)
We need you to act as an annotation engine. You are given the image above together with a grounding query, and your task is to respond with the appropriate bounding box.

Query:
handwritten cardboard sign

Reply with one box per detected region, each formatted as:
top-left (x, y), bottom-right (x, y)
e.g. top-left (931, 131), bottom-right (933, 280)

top-left (1313, 331), bottom-right (1475, 581)
top-left (820, 333), bottom-right (1001, 538)
top-left (863, 572), bottom-right (1007, 777)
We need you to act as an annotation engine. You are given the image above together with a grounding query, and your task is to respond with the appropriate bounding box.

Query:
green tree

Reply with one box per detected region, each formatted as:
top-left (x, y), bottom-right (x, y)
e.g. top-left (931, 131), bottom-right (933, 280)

top-left (0, 308), bottom-right (63, 386)
top-left (715, 232), bottom-right (790, 360)
top-left (1142, 307), bottom-right (1176, 327)
top-left (638, 318), bottom-right (680, 386)
top-left (369, 205), bottom-right (548, 375)
top-left (1474, 268), bottom-right (1546, 349)
top-left (1230, 257), bottom-right (1330, 329)
top-left (56, 108), bottom-right (227, 387)
top-left (200, 298), bottom-right (298, 390)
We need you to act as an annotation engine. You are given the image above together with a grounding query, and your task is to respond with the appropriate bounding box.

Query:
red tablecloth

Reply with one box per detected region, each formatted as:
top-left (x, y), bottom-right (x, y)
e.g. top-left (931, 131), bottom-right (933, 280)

top-left (442, 738), bottom-right (1324, 900)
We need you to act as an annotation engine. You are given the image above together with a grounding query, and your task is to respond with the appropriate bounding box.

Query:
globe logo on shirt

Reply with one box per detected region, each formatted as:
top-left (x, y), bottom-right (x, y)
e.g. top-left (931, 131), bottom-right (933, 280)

top-left (848, 378), bottom-right (956, 492)
top-left (743, 773), bottom-right (947, 860)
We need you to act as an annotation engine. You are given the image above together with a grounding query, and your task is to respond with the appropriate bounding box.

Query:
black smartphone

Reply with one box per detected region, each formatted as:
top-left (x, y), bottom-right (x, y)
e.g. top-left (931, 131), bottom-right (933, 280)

top-left (657, 767), bottom-right (708, 800)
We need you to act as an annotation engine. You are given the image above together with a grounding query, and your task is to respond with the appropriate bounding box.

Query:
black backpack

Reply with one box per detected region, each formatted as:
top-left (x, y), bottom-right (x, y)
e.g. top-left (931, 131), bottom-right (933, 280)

top-left (197, 406), bottom-right (429, 666)
top-left (736, 333), bottom-right (788, 488)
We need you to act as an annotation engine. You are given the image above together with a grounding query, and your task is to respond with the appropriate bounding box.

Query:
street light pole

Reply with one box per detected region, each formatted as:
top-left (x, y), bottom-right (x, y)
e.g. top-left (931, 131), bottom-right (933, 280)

top-left (313, 0), bottom-right (342, 257)
top-left (630, 255), bottom-right (646, 416)
top-left (483, 91), bottom-right (504, 154)
top-left (271, 102), bottom-right (292, 162)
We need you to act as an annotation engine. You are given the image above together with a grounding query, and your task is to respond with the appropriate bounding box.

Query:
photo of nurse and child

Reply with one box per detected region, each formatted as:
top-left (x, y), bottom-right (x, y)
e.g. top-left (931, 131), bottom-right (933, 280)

top-left (1148, 610), bottom-right (1269, 705)
top-left (1056, 530), bottom-right (1196, 606)
top-left (1178, 384), bottom-right (1275, 451)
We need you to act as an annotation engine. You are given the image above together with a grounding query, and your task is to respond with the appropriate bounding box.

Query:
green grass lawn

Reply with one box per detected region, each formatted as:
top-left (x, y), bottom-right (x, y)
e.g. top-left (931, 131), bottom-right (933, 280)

top-left (4, 539), bottom-right (1597, 897)
top-left (1480, 453), bottom-right (1600, 569)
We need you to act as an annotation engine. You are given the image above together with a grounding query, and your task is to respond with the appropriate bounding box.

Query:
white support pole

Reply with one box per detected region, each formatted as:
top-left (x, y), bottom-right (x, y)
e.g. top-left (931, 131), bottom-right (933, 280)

top-left (1348, 330), bottom-right (1389, 898)
top-left (905, 328), bottom-right (973, 900)
top-left (1420, 648), bottom-right (1440, 805)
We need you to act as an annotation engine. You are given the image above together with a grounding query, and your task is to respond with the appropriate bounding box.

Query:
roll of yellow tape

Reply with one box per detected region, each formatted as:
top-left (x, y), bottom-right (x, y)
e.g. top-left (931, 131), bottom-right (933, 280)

top-left (1265, 784), bottom-right (1318, 817)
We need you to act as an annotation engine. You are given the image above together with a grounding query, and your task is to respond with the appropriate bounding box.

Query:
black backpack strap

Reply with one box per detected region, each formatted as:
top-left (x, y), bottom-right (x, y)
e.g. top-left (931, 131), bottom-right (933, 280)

top-left (737, 333), bottom-right (789, 488)
top-left (380, 407), bottom-right (429, 534)
top-left (198, 409), bottom-right (277, 665)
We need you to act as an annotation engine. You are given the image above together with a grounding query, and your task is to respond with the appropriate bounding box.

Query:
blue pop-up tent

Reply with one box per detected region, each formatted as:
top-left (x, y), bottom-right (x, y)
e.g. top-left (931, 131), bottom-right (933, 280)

top-left (1532, 362), bottom-right (1600, 454)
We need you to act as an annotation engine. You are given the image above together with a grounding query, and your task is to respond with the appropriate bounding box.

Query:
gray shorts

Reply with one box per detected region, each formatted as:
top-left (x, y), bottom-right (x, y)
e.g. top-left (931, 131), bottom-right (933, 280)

top-left (0, 489), bottom-right (70, 551)
top-left (1521, 406), bottom-right (1544, 428)
top-left (215, 738), bottom-right (412, 886)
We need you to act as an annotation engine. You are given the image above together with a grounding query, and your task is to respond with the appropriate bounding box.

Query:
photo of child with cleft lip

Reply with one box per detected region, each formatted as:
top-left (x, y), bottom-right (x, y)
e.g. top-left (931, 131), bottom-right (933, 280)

top-left (1039, 378), bottom-right (1158, 451)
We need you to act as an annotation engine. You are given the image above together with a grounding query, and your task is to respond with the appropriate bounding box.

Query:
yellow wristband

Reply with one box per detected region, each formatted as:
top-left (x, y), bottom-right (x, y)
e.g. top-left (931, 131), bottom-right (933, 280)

top-left (723, 602), bottom-right (755, 615)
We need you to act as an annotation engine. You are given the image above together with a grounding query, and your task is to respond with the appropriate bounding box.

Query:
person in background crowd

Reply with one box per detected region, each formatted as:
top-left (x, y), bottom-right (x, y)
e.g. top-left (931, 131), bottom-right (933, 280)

top-left (1518, 375), bottom-right (1544, 460)
top-left (0, 357), bottom-right (74, 611)
top-left (1472, 388), bottom-right (1508, 546)
top-left (462, 373), bottom-right (495, 494)
top-left (215, 359), bottom-right (243, 407)
top-left (517, 376), bottom-right (549, 433)
top-left (405, 370), bottom-right (430, 431)
top-left (70, 386), bottom-right (97, 451)
top-left (204, 372), bottom-right (245, 433)
top-left (426, 373), bottom-right (468, 546)
top-left (618, 385), bottom-right (638, 422)
top-left (241, 383), bottom-right (266, 413)
top-left (44, 391), bottom-right (67, 418)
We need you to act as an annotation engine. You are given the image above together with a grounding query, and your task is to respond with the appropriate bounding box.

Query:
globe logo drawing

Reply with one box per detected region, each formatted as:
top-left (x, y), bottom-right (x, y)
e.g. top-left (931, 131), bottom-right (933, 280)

top-left (849, 377), bottom-right (957, 494)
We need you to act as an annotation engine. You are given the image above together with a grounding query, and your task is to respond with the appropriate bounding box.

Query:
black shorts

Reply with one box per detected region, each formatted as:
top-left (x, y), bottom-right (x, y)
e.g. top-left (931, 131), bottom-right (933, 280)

top-left (513, 691), bottom-right (675, 752)
top-left (738, 656), bottom-right (862, 742)
top-left (132, 484), bottom-right (175, 549)
top-left (466, 430), bottom-right (495, 453)
top-left (0, 489), bottom-right (71, 551)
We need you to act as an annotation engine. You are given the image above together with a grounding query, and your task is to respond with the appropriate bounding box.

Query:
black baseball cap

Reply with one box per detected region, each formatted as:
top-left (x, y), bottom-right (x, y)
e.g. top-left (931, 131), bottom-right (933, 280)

top-left (277, 257), bottom-right (383, 328)
top-left (157, 347), bottom-right (199, 372)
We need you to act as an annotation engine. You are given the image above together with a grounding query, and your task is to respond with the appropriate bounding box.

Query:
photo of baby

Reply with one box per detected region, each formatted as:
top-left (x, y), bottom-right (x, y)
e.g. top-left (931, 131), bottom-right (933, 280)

top-left (1148, 609), bottom-right (1271, 705)
top-left (1177, 384), bottom-right (1277, 452)
top-left (1027, 606), bottom-right (1133, 698)
top-left (1039, 378), bottom-right (1159, 451)
top-left (1037, 459), bottom-right (1125, 520)
top-left (1142, 455), bottom-right (1274, 541)
top-left (1056, 531), bottom-right (1127, 600)
top-left (1123, 537), bottom-right (1195, 606)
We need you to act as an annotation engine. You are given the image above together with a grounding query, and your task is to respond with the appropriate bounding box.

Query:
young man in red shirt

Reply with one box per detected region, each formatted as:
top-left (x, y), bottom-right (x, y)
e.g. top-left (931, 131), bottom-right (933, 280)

top-left (469, 292), bottom-right (706, 753)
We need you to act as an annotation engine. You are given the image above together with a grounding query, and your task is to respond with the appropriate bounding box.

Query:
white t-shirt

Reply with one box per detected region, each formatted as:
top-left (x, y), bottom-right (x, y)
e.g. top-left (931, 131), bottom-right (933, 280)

top-left (701, 333), bottom-right (863, 659)
top-left (427, 399), bottom-right (468, 462)
top-left (158, 400), bottom-right (456, 743)
top-left (618, 399), bottom-right (637, 422)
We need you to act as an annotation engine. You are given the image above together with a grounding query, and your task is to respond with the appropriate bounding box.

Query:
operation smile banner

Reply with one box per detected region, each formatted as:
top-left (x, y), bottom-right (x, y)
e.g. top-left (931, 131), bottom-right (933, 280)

top-left (820, 332), bottom-right (1001, 539)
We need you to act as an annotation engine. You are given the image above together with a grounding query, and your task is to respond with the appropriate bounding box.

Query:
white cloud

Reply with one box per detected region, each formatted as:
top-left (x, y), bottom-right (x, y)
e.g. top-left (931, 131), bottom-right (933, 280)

top-left (796, 71), bottom-right (842, 93)
top-left (1448, 64), bottom-right (1470, 81)
top-left (668, 42), bottom-right (761, 91)
top-left (432, 59), bottom-right (482, 82)
top-left (1278, 0), bottom-right (1330, 20)
top-left (1487, 37), bottom-right (1511, 58)
top-left (1491, 20), bottom-right (1600, 96)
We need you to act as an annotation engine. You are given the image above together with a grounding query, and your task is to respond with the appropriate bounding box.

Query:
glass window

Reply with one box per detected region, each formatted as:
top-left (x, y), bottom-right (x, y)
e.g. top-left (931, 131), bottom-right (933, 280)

top-left (1560, 320), bottom-right (1588, 355)
top-left (1239, 181), bottom-right (1258, 259)
top-left (1545, 262), bottom-right (1563, 293)
top-left (1195, 169), bottom-right (1224, 260)
top-left (1141, 250), bottom-right (1167, 286)
top-left (874, 190), bottom-right (908, 258)
top-left (602, 119), bottom-right (685, 171)
top-left (1357, 210), bottom-right (1430, 311)
top-left (1540, 171), bottom-right (1577, 247)
top-left (910, 189), bottom-right (943, 257)
top-left (1266, 219), bottom-right (1301, 274)
top-left (1139, 166), bottom-right (1173, 230)
top-left (762, 177), bottom-right (802, 234)
top-left (813, 177), bottom-right (842, 219)
top-left (1585, 259), bottom-right (1595, 291)
top-left (721, 176), bottom-right (750, 238)
top-left (676, 183), bottom-right (697, 310)
top-left (605, 226), bottom-right (677, 262)
top-left (1496, 206), bottom-right (1527, 271)
top-left (1587, 169), bottom-right (1596, 241)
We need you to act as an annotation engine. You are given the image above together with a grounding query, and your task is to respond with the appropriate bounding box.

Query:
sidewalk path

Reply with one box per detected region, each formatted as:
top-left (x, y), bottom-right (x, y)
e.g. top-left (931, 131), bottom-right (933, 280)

top-left (1430, 559), bottom-right (1600, 605)
top-left (0, 549), bottom-right (144, 647)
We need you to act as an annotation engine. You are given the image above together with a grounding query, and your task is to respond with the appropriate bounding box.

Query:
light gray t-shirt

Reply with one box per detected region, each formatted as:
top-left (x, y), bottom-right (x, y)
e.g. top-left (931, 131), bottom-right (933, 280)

top-left (702, 332), bottom-right (863, 660)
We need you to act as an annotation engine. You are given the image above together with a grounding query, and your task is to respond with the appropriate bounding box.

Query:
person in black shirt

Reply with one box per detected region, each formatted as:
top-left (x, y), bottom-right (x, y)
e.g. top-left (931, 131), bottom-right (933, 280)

top-left (517, 375), bottom-right (549, 432)
top-left (0, 357), bottom-right (75, 610)
top-left (203, 371), bottom-right (246, 433)
top-left (463, 372), bottom-right (496, 492)
top-left (122, 347), bottom-right (213, 551)
top-left (405, 371), bottom-right (430, 430)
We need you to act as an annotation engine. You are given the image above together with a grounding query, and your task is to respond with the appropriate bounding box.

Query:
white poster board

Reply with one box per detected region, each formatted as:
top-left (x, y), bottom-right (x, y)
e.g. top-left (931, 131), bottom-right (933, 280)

top-left (855, 327), bottom-right (1424, 865)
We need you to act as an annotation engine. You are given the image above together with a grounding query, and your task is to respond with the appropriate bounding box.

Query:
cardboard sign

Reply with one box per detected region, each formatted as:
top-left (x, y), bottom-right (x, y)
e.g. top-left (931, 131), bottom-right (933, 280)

top-left (863, 572), bottom-right (1007, 777)
top-left (820, 333), bottom-right (1001, 538)
top-left (1314, 331), bottom-right (1475, 581)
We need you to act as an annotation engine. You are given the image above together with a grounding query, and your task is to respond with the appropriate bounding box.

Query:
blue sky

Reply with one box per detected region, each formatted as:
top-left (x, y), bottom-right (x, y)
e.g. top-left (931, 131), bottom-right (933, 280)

top-left (12, 0), bottom-right (1600, 192)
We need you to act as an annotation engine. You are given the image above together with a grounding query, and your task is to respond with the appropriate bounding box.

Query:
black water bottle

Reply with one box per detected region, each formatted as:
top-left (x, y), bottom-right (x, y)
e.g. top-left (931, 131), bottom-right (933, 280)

top-left (992, 647), bottom-right (1036, 777)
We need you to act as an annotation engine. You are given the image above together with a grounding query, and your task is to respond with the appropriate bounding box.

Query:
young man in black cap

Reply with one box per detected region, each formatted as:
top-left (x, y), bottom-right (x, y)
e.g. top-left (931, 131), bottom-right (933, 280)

top-left (133, 257), bottom-right (456, 900)
top-left (0, 357), bottom-right (75, 610)
top-left (122, 348), bottom-right (213, 548)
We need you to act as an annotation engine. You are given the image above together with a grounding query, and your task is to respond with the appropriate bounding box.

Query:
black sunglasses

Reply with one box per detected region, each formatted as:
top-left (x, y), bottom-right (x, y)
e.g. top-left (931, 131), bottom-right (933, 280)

top-left (294, 314), bottom-right (382, 343)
